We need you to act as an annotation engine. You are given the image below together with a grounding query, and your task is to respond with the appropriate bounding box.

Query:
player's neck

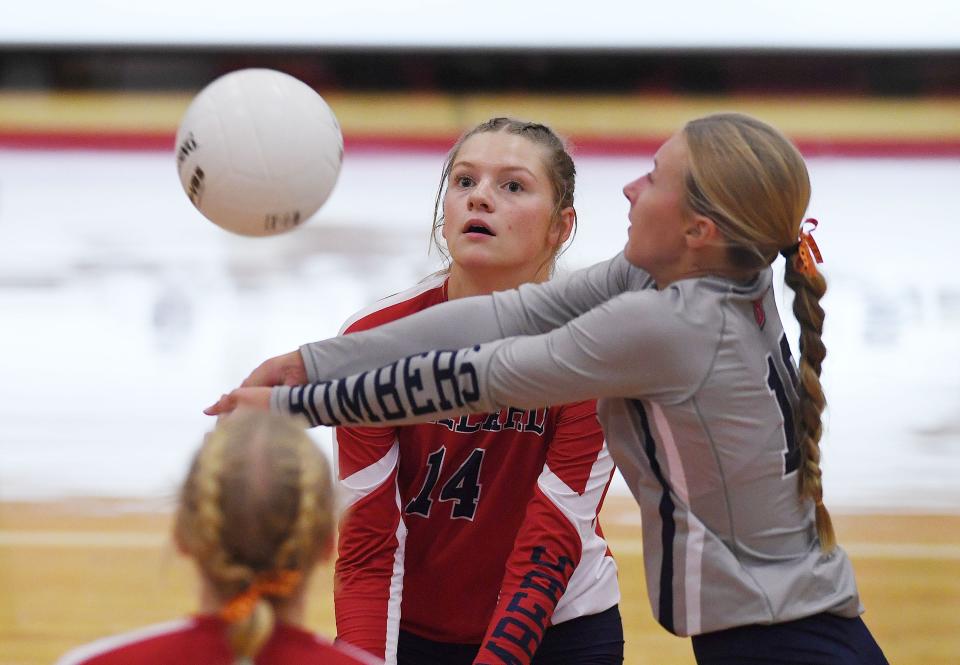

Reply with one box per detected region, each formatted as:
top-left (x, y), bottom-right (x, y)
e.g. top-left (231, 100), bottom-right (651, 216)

top-left (648, 246), bottom-right (756, 289)
top-left (446, 264), bottom-right (549, 300)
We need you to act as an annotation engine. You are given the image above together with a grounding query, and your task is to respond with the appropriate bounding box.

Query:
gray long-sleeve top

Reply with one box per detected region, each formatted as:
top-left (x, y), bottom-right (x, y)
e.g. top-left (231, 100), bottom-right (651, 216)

top-left (273, 252), bottom-right (862, 636)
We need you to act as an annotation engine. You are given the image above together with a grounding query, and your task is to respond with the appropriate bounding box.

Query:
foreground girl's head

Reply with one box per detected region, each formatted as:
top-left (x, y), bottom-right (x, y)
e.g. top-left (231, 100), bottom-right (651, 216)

top-left (174, 410), bottom-right (335, 661)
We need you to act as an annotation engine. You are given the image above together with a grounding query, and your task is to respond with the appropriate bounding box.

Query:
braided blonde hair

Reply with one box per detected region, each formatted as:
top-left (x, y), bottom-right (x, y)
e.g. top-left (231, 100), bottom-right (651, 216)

top-left (174, 410), bottom-right (335, 662)
top-left (682, 112), bottom-right (836, 552)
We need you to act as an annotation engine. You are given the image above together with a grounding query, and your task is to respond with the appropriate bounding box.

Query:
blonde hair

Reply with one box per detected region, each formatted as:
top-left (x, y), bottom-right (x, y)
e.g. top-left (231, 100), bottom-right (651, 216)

top-left (174, 410), bottom-right (335, 661)
top-left (682, 112), bottom-right (835, 552)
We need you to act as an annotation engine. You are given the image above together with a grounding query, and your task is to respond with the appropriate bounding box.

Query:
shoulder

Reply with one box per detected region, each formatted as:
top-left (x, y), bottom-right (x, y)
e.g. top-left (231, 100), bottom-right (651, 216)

top-left (341, 274), bottom-right (447, 334)
top-left (551, 399), bottom-right (600, 425)
top-left (554, 398), bottom-right (597, 414)
top-left (667, 271), bottom-right (773, 330)
top-left (627, 277), bottom-right (730, 336)
top-left (588, 282), bottom-right (726, 399)
top-left (585, 286), bottom-right (699, 343)
top-left (54, 618), bottom-right (200, 665)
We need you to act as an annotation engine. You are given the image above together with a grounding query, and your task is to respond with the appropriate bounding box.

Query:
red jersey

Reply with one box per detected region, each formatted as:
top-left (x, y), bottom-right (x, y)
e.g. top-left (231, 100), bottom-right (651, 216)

top-left (333, 275), bottom-right (619, 665)
top-left (55, 615), bottom-right (381, 665)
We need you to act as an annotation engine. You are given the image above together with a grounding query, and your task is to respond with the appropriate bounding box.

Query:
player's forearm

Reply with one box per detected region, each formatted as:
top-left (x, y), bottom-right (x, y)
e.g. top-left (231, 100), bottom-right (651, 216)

top-left (299, 254), bottom-right (648, 386)
top-left (276, 346), bottom-right (501, 427)
top-left (474, 490), bottom-right (583, 665)
top-left (300, 294), bottom-right (504, 383)
top-left (334, 589), bottom-right (391, 660)
top-left (491, 252), bottom-right (648, 336)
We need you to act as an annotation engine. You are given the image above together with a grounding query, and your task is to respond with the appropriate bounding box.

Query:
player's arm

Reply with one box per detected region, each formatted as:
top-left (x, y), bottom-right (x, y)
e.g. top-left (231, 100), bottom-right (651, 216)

top-left (205, 255), bottom-right (649, 415)
top-left (489, 251), bottom-right (651, 336)
top-left (297, 254), bottom-right (650, 384)
top-left (266, 287), bottom-right (715, 427)
top-left (334, 425), bottom-right (405, 661)
top-left (473, 401), bottom-right (611, 665)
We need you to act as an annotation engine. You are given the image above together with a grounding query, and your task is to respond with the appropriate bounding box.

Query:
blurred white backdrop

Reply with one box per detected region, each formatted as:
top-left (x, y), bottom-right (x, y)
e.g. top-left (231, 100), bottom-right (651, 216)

top-left (0, 147), bottom-right (958, 510)
top-left (4, 1), bottom-right (959, 49)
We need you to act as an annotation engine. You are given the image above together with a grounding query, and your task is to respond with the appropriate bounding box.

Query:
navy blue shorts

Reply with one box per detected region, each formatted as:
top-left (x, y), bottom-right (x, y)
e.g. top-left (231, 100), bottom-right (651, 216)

top-left (397, 604), bottom-right (624, 665)
top-left (691, 612), bottom-right (888, 665)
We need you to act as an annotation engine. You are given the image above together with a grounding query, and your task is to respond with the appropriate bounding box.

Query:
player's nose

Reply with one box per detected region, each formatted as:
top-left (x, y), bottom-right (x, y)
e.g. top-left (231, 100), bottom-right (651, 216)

top-left (467, 179), bottom-right (494, 211)
top-left (622, 176), bottom-right (644, 204)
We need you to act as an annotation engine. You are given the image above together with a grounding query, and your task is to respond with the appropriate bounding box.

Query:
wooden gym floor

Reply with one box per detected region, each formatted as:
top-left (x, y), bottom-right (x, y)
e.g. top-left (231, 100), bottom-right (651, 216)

top-left (1, 495), bottom-right (957, 665)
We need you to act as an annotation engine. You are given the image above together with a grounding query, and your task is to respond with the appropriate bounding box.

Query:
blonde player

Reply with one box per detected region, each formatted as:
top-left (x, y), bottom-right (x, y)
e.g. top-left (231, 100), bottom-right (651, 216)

top-left (209, 113), bottom-right (888, 664)
top-left (56, 411), bottom-right (379, 665)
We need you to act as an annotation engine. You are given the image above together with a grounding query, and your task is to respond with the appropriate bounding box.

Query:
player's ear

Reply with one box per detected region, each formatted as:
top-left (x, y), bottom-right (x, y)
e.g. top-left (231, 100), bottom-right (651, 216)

top-left (549, 207), bottom-right (575, 247)
top-left (684, 212), bottom-right (721, 249)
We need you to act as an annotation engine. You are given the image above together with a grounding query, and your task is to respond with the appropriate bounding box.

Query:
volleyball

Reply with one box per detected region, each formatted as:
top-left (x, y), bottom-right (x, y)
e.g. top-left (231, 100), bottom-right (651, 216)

top-left (174, 68), bottom-right (343, 237)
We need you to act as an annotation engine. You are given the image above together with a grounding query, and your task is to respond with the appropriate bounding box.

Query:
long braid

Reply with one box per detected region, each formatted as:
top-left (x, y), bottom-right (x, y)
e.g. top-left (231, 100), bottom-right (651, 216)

top-left (218, 423), bottom-right (279, 663)
top-left (189, 428), bottom-right (272, 662)
top-left (194, 431), bottom-right (252, 590)
top-left (273, 432), bottom-right (328, 572)
top-left (784, 258), bottom-right (836, 551)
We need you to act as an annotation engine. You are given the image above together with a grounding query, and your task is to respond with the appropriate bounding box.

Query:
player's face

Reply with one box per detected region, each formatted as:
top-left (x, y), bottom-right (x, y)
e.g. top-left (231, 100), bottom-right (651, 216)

top-left (442, 132), bottom-right (567, 281)
top-left (622, 132), bottom-right (693, 281)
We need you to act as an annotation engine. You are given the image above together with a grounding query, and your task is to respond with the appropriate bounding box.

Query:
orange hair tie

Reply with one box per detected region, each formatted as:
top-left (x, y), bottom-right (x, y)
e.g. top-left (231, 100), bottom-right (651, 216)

top-left (789, 218), bottom-right (824, 277)
top-left (220, 570), bottom-right (303, 624)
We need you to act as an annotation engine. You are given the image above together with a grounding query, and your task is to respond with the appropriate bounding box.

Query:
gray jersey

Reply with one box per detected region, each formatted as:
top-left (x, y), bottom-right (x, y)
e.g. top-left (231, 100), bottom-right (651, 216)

top-left (276, 253), bottom-right (862, 636)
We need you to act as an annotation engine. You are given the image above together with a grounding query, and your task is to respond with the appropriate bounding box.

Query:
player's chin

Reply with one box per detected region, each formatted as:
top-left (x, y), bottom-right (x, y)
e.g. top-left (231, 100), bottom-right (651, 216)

top-left (449, 242), bottom-right (500, 265)
top-left (622, 241), bottom-right (645, 269)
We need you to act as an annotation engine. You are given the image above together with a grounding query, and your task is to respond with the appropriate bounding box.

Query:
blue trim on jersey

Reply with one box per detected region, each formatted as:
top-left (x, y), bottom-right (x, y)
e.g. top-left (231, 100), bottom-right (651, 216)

top-left (632, 399), bottom-right (676, 634)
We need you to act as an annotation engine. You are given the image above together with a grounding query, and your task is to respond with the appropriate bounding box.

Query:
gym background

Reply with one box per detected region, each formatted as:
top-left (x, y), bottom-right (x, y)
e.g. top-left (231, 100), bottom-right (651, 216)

top-left (1, 4), bottom-right (958, 664)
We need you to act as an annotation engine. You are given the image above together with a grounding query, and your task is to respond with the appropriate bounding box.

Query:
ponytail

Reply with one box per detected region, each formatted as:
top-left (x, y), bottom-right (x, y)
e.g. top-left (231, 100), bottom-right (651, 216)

top-left (226, 600), bottom-right (275, 664)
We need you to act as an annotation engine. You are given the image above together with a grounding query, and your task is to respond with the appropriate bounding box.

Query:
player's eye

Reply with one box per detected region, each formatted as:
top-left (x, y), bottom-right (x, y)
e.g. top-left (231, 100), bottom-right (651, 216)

top-left (505, 181), bottom-right (523, 193)
top-left (455, 175), bottom-right (474, 188)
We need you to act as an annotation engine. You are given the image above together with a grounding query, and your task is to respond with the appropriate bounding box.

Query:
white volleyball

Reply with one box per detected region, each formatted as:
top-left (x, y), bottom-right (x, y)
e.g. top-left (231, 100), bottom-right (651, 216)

top-left (175, 68), bottom-right (343, 237)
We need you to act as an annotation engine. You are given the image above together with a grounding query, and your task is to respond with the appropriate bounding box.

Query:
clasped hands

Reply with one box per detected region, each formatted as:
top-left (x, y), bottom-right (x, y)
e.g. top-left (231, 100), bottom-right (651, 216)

top-left (204, 350), bottom-right (306, 417)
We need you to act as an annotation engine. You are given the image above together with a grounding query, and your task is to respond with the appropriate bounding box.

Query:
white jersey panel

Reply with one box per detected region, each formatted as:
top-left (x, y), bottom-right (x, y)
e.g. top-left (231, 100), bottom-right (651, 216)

top-left (384, 485), bottom-right (407, 665)
top-left (338, 439), bottom-right (400, 510)
top-left (539, 444), bottom-right (620, 624)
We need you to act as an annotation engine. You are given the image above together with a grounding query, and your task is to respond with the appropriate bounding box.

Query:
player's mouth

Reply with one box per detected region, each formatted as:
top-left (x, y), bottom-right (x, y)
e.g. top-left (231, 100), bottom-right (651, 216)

top-left (463, 219), bottom-right (496, 236)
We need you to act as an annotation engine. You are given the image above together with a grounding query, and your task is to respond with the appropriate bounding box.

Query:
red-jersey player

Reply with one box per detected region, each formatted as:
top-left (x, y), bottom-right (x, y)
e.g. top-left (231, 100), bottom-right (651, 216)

top-left (330, 118), bottom-right (622, 665)
top-left (56, 411), bottom-right (380, 665)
